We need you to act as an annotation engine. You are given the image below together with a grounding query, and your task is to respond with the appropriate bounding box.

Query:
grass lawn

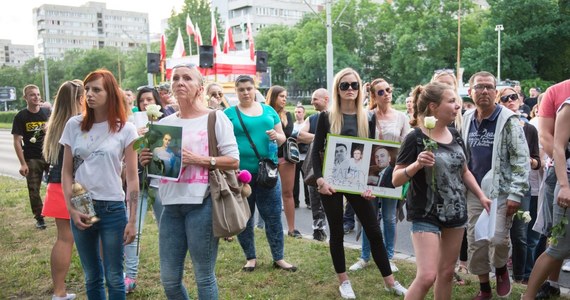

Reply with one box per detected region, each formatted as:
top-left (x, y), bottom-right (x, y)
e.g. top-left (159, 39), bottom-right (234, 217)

top-left (0, 123), bottom-right (11, 129)
top-left (0, 175), bottom-right (530, 299)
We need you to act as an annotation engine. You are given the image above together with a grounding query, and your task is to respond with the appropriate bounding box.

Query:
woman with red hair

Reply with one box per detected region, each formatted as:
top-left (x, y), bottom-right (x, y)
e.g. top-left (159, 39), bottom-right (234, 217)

top-left (60, 69), bottom-right (139, 300)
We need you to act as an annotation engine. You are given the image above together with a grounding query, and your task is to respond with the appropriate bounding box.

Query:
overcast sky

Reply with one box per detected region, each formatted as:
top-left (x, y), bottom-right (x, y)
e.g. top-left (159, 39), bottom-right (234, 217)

top-left (0, 0), bottom-right (184, 45)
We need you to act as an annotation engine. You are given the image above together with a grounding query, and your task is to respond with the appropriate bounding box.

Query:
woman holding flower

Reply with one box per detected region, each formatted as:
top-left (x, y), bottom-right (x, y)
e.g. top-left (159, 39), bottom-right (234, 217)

top-left (140, 64), bottom-right (239, 299)
top-left (523, 97), bottom-right (570, 299)
top-left (60, 69), bottom-right (139, 300)
top-left (392, 82), bottom-right (491, 300)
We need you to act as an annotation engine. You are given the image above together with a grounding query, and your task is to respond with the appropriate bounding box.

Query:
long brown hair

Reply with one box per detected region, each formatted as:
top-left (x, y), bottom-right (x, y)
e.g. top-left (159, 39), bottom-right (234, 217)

top-left (81, 69), bottom-right (127, 133)
top-left (265, 85), bottom-right (288, 127)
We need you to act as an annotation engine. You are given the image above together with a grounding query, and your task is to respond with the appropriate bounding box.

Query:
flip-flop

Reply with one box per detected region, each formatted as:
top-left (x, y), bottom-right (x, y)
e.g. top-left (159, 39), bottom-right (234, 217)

top-left (457, 265), bottom-right (469, 274)
top-left (454, 272), bottom-right (465, 286)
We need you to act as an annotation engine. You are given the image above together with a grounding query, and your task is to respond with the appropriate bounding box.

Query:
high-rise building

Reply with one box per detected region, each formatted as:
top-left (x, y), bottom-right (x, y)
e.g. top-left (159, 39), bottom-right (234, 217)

top-left (226, 0), bottom-right (323, 50)
top-left (0, 40), bottom-right (34, 67)
top-left (33, 1), bottom-right (149, 59)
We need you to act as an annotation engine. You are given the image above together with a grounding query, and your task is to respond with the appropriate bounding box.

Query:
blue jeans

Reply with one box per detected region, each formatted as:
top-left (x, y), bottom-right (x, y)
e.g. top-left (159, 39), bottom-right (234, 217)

top-left (510, 190), bottom-right (530, 281)
top-left (159, 197), bottom-right (219, 300)
top-left (71, 200), bottom-right (127, 300)
top-left (237, 174), bottom-right (285, 261)
top-left (360, 197), bottom-right (397, 261)
top-left (125, 186), bottom-right (163, 279)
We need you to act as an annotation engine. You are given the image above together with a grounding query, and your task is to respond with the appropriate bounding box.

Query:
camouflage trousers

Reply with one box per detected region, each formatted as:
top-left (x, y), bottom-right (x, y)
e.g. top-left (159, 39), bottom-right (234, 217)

top-left (25, 158), bottom-right (49, 220)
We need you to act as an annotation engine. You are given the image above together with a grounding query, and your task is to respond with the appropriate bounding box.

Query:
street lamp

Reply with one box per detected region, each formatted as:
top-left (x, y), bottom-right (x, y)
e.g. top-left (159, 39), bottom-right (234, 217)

top-left (495, 24), bottom-right (504, 82)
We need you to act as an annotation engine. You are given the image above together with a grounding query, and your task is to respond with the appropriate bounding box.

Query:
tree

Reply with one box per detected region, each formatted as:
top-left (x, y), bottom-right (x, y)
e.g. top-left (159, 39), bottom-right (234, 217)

top-left (255, 25), bottom-right (298, 87)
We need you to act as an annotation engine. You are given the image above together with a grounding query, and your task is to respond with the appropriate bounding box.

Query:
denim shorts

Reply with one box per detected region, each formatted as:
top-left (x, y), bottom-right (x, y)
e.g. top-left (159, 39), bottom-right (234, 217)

top-left (411, 221), bottom-right (441, 234)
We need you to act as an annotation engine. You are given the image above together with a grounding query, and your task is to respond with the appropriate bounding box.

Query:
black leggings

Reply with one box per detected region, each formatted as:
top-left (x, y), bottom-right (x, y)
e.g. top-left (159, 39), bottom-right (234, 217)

top-left (321, 192), bottom-right (392, 277)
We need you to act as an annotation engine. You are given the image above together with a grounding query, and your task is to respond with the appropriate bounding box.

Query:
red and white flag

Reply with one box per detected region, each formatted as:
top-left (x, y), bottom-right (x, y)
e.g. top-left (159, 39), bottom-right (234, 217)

top-left (246, 17), bottom-right (255, 61)
top-left (211, 12), bottom-right (220, 56)
top-left (186, 14), bottom-right (195, 37)
top-left (222, 20), bottom-right (236, 54)
top-left (195, 23), bottom-right (203, 46)
top-left (160, 33), bottom-right (167, 61)
top-left (171, 28), bottom-right (186, 59)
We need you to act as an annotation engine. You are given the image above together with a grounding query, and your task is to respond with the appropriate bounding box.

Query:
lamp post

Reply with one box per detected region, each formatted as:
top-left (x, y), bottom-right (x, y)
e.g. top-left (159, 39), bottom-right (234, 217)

top-left (495, 24), bottom-right (504, 82)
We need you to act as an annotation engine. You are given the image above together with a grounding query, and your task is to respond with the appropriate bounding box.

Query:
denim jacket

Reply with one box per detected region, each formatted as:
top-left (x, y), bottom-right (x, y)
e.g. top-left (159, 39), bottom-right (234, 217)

top-left (462, 107), bottom-right (530, 203)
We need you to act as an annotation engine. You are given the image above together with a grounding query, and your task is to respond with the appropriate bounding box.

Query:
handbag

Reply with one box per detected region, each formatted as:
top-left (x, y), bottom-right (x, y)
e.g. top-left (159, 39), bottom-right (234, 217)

top-left (302, 142), bottom-right (320, 186)
top-left (207, 110), bottom-right (251, 238)
top-left (235, 106), bottom-right (279, 188)
top-left (283, 137), bottom-right (301, 163)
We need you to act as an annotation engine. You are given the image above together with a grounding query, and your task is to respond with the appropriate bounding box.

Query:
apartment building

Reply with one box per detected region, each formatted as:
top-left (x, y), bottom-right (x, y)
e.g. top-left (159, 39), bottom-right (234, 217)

top-left (0, 39), bottom-right (34, 67)
top-left (33, 1), bottom-right (149, 59)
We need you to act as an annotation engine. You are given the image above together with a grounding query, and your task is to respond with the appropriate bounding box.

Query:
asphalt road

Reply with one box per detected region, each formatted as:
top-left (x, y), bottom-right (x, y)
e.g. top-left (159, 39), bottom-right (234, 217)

top-left (0, 128), bottom-right (568, 287)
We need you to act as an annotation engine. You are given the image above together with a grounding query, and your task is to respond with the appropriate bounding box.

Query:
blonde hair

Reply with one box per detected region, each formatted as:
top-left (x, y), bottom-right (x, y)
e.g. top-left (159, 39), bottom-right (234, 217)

top-left (330, 68), bottom-right (369, 138)
top-left (265, 85), bottom-right (288, 127)
top-left (430, 71), bottom-right (462, 131)
top-left (43, 80), bottom-right (84, 164)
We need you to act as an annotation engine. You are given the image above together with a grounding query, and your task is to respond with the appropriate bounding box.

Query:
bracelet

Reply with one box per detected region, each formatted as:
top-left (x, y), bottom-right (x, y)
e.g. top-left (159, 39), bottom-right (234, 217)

top-left (403, 166), bottom-right (412, 179)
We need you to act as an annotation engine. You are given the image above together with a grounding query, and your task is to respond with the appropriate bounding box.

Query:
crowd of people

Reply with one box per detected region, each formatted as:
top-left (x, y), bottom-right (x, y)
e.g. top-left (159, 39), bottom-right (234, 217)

top-left (10, 64), bottom-right (570, 300)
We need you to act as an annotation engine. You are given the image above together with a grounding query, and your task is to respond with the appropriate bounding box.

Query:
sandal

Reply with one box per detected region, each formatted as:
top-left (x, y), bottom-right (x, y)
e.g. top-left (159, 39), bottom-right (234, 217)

top-left (223, 237), bottom-right (234, 242)
top-left (457, 265), bottom-right (469, 274)
top-left (454, 272), bottom-right (465, 286)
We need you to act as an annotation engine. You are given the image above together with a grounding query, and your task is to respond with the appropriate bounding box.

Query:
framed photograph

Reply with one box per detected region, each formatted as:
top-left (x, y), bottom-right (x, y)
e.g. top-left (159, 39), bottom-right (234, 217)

top-left (322, 134), bottom-right (403, 199)
top-left (146, 124), bottom-right (183, 180)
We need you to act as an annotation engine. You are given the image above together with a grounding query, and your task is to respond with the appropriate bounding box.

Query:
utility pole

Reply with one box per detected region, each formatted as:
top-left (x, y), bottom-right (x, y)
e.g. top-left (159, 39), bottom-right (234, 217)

top-left (326, 0), bottom-right (333, 95)
top-left (456, 0), bottom-right (461, 86)
top-left (146, 21), bottom-right (153, 86)
top-left (495, 24), bottom-right (504, 82)
top-left (42, 39), bottom-right (50, 102)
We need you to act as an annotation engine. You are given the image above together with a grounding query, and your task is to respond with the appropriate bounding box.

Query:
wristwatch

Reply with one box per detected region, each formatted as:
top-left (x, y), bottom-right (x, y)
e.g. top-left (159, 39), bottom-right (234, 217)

top-left (209, 156), bottom-right (216, 169)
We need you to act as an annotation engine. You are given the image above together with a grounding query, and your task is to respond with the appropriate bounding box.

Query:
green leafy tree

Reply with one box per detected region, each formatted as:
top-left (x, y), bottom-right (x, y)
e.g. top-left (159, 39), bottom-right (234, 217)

top-left (255, 25), bottom-right (298, 87)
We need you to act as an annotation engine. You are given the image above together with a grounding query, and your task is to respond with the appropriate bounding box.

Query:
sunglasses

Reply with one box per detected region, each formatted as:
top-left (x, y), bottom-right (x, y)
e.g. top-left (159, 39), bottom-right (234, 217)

top-left (137, 85), bottom-right (156, 91)
top-left (473, 84), bottom-right (495, 92)
top-left (339, 81), bottom-right (359, 91)
top-left (376, 87), bottom-right (392, 96)
top-left (500, 94), bottom-right (519, 103)
top-left (172, 63), bottom-right (197, 69)
top-left (210, 92), bottom-right (223, 97)
top-left (434, 69), bottom-right (454, 75)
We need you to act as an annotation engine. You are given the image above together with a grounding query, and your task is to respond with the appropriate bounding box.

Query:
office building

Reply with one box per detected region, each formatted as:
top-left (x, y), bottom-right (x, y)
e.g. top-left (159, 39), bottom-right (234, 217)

top-left (33, 1), bottom-right (149, 59)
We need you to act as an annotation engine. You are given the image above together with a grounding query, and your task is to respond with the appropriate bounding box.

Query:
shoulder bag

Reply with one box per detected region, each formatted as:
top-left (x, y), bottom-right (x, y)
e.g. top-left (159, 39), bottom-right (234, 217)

top-left (302, 112), bottom-right (328, 186)
top-left (283, 137), bottom-right (301, 163)
top-left (235, 106), bottom-right (279, 188)
top-left (207, 110), bottom-right (251, 238)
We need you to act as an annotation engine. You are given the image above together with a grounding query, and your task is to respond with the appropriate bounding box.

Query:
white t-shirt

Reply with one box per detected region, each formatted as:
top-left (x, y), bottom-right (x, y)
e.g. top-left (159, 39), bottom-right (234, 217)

top-left (60, 116), bottom-right (138, 201)
top-left (158, 110), bottom-right (240, 205)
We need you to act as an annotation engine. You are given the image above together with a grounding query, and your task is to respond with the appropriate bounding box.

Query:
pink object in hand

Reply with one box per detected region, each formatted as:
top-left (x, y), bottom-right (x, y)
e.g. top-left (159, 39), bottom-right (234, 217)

top-left (237, 170), bottom-right (252, 184)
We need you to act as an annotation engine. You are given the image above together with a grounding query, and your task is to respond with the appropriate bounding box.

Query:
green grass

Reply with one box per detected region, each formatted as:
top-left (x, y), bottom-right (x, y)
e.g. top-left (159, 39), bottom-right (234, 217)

top-left (0, 175), bottom-right (531, 299)
top-left (0, 123), bottom-right (11, 129)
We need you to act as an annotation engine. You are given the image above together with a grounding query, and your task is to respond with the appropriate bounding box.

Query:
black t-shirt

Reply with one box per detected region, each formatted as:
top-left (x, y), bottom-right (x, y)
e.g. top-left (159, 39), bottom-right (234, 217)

top-left (396, 128), bottom-right (468, 227)
top-left (11, 107), bottom-right (50, 160)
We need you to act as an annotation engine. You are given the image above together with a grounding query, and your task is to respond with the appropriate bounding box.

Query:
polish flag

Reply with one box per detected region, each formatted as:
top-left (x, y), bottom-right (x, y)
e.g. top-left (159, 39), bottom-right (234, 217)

top-left (246, 17), bottom-right (255, 61)
top-left (211, 12), bottom-right (221, 56)
top-left (222, 21), bottom-right (236, 54)
top-left (171, 28), bottom-right (186, 59)
top-left (186, 14), bottom-right (195, 37)
top-left (160, 34), bottom-right (167, 61)
top-left (194, 23), bottom-right (203, 46)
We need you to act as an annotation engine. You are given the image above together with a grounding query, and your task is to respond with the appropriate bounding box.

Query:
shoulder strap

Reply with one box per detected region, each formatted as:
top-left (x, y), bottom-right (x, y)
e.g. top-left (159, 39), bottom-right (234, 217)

top-left (235, 106), bottom-right (261, 160)
top-left (368, 111), bottom-right (376, 139)
top-left (207, 110), bottom-right (218, 157)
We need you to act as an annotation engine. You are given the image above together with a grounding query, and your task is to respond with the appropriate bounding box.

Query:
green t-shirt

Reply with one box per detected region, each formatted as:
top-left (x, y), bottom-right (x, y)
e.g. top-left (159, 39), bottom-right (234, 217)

top-left (224, 104), bottom-right (280, 173)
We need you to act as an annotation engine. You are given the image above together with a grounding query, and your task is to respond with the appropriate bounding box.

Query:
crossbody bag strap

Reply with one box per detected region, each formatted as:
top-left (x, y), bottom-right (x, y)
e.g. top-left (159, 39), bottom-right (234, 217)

top-left (207, 110), bottom-right (219, 157)
top-left (235, 106), bottom-right (261, 160)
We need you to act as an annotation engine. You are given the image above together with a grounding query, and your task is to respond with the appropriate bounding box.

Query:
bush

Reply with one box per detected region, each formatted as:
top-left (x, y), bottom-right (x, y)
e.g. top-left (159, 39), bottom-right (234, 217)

top-left (0, 112), bottom-right (17, 124)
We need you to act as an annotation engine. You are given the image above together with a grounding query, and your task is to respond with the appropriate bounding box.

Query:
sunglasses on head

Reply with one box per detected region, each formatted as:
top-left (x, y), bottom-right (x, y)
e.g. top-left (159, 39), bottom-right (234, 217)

top-left (137, 85), bottom-right (155, 91)
top-left (500, 94), bottom-right (518, 103)
top-left (339, 81), bottom-right (359, 91)
top-left (376, 87), bottom-right (392, 96)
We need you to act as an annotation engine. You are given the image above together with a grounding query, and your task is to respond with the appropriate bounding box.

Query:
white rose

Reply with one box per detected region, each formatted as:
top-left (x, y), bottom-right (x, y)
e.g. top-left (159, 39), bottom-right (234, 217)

top-left (523, 211), bottom-right (532, 223)
top-left (424, 116), bottom-right (438, 129)
top-left (29, 137), bottom-right (37, 143)
top-left (146, 104), bottom-right (163, 120)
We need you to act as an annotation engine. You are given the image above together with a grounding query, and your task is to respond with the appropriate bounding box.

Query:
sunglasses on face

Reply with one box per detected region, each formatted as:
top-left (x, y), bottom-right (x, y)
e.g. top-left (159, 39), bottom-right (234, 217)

top-left (500, 94), bottom-right (519, 103)
top-left (473, 84), bottom-right (496, 92)
top-left (210, 92), bottom-right (223, 97)
top-left (376, 87), bottom-right (392, 96)
top-left (339, 81), bottom-right (359, 91)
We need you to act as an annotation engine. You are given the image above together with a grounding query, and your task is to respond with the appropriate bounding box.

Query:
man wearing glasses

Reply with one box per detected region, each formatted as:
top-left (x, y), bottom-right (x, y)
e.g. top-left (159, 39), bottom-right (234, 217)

top-left (461, 71), bottom-right (529, 300)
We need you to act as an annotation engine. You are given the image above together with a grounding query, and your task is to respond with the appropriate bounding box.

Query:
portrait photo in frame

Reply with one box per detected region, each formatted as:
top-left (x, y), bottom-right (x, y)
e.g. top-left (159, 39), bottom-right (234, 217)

top-left (146, 124), bottom-right (183, 180)
top-left (322, 134), bottom-right (403, 199)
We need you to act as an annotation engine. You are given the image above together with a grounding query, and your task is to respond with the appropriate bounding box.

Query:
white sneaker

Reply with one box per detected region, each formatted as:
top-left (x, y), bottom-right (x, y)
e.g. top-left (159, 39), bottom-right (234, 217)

top-left (390, 261), bottom-right (399, 273)
top-left (387, 281), bottom-right (407, 296)
top-left (563, 261), bottom-right (570, 272)
top-left (339, 280), bottom-right (356, 299)
top-left (52, 294), bottom-right (76, 300)
top-left (349, 258), bottom-right (369, 271)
